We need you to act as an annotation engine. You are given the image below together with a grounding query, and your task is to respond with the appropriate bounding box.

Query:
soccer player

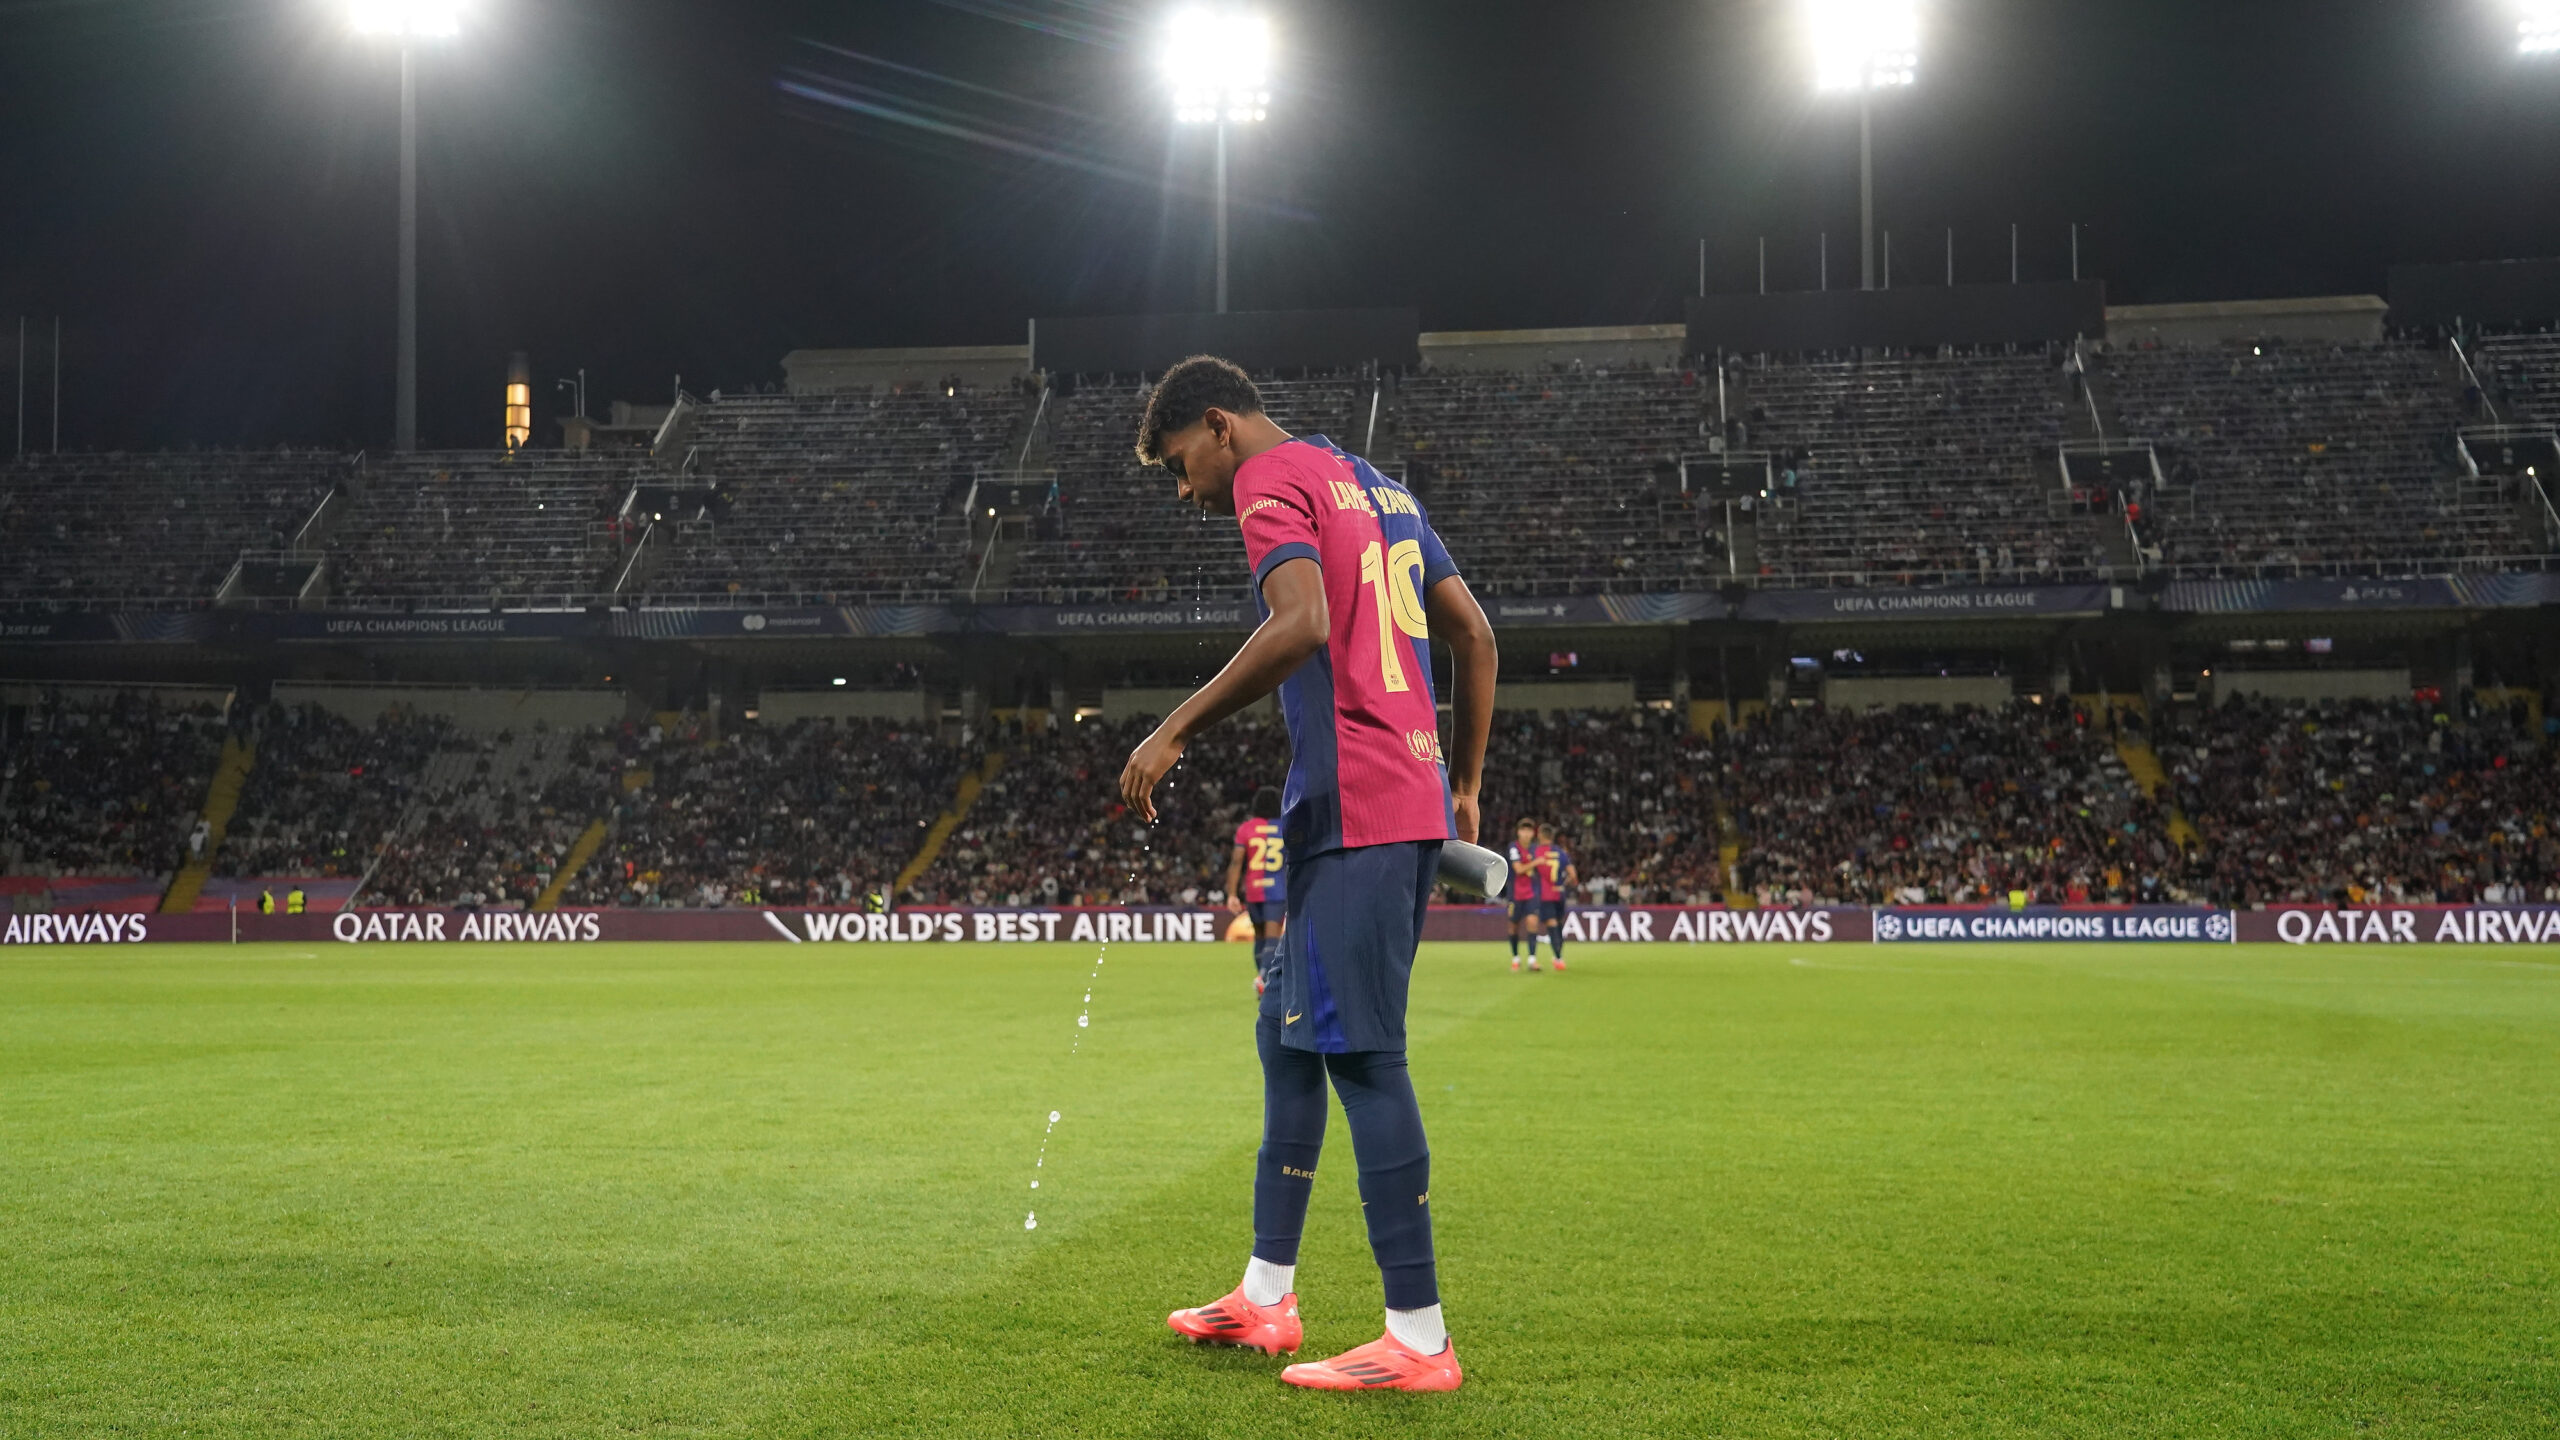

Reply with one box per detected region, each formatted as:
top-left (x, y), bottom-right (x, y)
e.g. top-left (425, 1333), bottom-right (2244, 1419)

top-left (1227, 786), bottom-right (1287, 993)
top-left (1504, 818), bottom-right (1545, 972)
top-left (1121, 356), bottom-right (1495, 1393)
top-left (1536, 821), bottom-right (1576, 971)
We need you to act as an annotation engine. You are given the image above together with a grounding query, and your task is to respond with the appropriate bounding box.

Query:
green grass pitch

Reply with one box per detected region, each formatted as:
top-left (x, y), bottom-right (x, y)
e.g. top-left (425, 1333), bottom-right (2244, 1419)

top-left (4, 939), bottom-right (2556, 1437)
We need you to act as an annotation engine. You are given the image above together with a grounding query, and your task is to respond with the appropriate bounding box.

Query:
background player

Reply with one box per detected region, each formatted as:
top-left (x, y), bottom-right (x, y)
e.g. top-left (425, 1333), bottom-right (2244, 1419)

top-left (1227, 786), bottom-right (1287, 993)
top-left (1505, 818), bottom-right (1545, 971)
top-left (1536, 821), bottom-right (1577, 971)
top-left (1120, 356), bottom-right (1495, 1394)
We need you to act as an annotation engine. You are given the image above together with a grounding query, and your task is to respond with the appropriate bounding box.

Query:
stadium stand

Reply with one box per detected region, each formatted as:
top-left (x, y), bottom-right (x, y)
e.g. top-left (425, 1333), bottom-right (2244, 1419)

top-left (643, 389), bottom-right (1012, 604)
top-left (1742, 349), bottom-right (2103, 587)
top-left (564, 717), bottom-right (969, 907)
top-left (216, 703), bottom-right (457, 879)
top-left (2472, 332), bottom-right (2560, 427)
top-left (1398, 369), bottom-right (1722, 594)
top-left (0, 452), bottom-right (340, 605)
top-left (1005, 376), bottom-right (1364, 602)
top-left (326, 453), bottom-right (637, 607)
top-left (0, 689), bottom-right (228, 879)
top-left (2156, 695), bottom-right (2560, 905)
top-left (1719, 701), bottom-right (2175, 906)
top-left (2105, 341), bottom-right (2531, 575)
top-left (1474, 708), bottom-right (1725, 903)
top-left (917, 714), bottom-right (1290, 904)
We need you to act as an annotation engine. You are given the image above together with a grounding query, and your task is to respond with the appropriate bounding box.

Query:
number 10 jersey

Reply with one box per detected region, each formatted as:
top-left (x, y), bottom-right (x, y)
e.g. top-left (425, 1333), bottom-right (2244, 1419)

top-left (1235, 434), bottom-right (1460, 859)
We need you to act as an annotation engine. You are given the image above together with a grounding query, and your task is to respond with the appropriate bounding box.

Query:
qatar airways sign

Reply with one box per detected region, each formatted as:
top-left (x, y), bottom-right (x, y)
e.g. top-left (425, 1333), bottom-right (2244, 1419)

top-left (2247, 907), bottom-right (2560, 946)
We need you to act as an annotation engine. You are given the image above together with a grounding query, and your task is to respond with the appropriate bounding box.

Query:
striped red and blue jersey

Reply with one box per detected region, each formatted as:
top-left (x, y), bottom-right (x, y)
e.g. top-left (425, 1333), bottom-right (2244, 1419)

top-left (1233, 817), bottom-right (1286, 903)
top-left (1531, 843), bottom-right (1572, 902)
top-left (1235, 435), bottom-right (1459, 860)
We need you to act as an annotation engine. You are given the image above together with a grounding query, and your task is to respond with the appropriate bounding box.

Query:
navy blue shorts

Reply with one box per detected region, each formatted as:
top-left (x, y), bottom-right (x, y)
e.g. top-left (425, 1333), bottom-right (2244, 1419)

top-left (1539, 900), bottom-right (1567, 926)
top-left (1244, 899), bottom-right (1281, 928)
top-left (1508, 899), bottom-right (1541, 925)
top-left (1262, 840), bottom-right (1440, 1054)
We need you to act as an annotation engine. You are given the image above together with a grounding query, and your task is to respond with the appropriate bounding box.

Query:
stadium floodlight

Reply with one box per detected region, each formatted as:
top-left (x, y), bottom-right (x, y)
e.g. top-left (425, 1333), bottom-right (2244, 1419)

top-left (349, 0), bottom-right (465, 37)
top-left (350, 3), bottom-right (469, 453)
top-left (1161, 8), bottom-right (1272, 313)
top-left (1803, 0), bottom-right (1920, 292)
top-left (2516, 1), bottom-right (2560, 56)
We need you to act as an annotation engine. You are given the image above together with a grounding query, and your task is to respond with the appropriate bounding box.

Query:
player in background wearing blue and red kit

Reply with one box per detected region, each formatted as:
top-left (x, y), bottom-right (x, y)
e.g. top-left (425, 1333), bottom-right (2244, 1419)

top-left (1505, 817), bottom-right (1546, 972)
top-left (1122, 356), bottom-right (1496, 1393)
top-left (1536, 821), bottom-right (1577, 972)
top-left (1226, 786), bottom-right (1287, 993)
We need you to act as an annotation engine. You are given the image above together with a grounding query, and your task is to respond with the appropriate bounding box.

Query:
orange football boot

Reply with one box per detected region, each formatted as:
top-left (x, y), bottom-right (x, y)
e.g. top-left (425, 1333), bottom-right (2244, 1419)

top-left (1280, 1330), bottom-right (1462, 1391)
top-left (1167, 1286), bottom-right (1301, 1355)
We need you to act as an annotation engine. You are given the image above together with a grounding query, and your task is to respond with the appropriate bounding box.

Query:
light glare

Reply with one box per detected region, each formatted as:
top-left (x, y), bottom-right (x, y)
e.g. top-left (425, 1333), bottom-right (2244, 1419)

top-left (349, 1), bottom-right (465, 37)
top-left (1806, 0), bottom-right (1920, 92)
top-left (1163, 9), bottom-right (1272, 124)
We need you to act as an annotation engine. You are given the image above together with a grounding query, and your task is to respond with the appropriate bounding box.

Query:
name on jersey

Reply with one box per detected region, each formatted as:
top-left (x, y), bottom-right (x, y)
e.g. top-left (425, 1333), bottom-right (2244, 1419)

top-left (1327, 480), bottom-right (1419, 518)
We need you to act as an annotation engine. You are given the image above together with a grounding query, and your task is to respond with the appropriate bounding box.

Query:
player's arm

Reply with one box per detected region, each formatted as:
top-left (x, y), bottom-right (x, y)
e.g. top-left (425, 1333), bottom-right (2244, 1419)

top-left (1224, 843), bottom-right (1247, 913)
top-left (1121, 558), bottom-right (1326, 822)
top-left (1426, 575), bottom-right (1496, 846)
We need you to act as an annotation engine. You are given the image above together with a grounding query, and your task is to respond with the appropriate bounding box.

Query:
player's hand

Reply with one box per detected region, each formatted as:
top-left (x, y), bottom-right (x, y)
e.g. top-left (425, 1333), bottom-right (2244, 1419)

top-left (1450, 790), bottom-right (1480, 846)
top-left (1119, 726), bottom-right (1186, 823)
top-left (1226, 895), bottom-right (1245, 915)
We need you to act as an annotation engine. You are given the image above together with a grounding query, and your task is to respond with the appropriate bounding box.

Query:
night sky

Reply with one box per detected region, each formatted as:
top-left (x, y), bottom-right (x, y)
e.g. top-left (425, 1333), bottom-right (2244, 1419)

top-left (5, 0), bottom-right (2560, 451)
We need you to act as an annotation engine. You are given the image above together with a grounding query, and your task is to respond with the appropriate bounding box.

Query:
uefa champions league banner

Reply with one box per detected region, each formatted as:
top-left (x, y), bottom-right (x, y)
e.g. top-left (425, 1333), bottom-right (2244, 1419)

top-left (1872, 907), bottom-right (2236, 943)
top-left (1739, 584), bottom-right (2114, 623)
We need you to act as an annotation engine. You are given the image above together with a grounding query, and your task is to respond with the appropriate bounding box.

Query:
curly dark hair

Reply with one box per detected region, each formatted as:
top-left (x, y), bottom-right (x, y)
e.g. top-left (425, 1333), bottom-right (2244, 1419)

top-left (1251, 786), bottom-right (1283, 819)
top-left (1133, 354), bottom-right (1263, 465)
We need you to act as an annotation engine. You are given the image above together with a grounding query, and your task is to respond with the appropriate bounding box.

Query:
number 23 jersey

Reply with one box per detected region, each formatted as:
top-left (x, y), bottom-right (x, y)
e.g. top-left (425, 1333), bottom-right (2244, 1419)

top-left (1236, 434), bottom-right (1460, 859)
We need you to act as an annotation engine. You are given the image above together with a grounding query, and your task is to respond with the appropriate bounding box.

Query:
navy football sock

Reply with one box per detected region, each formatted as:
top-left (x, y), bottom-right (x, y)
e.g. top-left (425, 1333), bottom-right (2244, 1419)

top-left (1251, 1016), bottom-right (1327, 1265)
top-left (1546, 929), bottom-right (1565, 960)
top-left (1325, 1048), bottom-right (1438, 1310)
top-left (1508, 932), bottom-right (1519, 956)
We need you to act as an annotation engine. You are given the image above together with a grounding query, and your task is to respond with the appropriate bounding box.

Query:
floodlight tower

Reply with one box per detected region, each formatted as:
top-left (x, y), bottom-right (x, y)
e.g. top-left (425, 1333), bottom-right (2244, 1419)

top-left (2516, 1), bottom-right (2560, 55)
top-left (352, 2), bottom-right (465, 452)
top-left (1163, 9), bottom-right (1272, 314)
top-left (1806, 0), bottom-right (1920, 292)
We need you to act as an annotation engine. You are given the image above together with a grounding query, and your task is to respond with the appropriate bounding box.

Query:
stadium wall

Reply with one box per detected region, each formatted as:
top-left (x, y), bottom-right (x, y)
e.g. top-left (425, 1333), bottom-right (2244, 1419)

top-left (1031, 308), bottom-right (1420, 375)
top-left (1819, 676), bottom-right (2014, 711)
top-left (1490, 680), bottom-right (1641, 714)
top-left (2104, 296), bottom-right (2387, 347)
top-left (2209, 668), bottom-right (2412, 705)
top-left (755, 688), bottom-right (933, 723)
top-left (1685, 282), bottom-right (2105, 354)
top-left (1416, 325), bottom-right (1687, 373)
top-left (270, 683), bottom-right (625, 732)
top-left (20, 906), bottom-right (2558, 948)
top-left (781, 345), bottom-right (1032, 393)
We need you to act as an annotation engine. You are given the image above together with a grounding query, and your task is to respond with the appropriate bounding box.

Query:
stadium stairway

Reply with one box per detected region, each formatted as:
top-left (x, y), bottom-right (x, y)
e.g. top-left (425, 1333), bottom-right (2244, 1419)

top-left (160, 734), bottom-right (255, 914)
top-left (2109, 729), bottom-right (2201, 850)
top-left (531, 819), bottom-right (611, 913)
top-left (895, 751), bottom-right (1007, 897)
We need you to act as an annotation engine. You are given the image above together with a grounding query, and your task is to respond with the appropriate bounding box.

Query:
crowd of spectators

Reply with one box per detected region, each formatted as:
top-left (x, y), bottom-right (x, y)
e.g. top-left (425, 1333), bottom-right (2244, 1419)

top-left (645, 389), bottom-right (1010, 604)
top-left (327, 454), bottom-right (635, 607)
top-left (0, 453), bottom-right (341, 606)
top-left (2105, 341), bottom-right (2528, 575)
top-left (2157, 694), bottom-right (2560, 905)
top-left (564, 717), bottom-right (969, 908)
top-left (1743, 349), bottom-right (2105, 586)
top-left (1003, 377), bottom-right (1364, 603)
top-left (0, 689), bottom-right (229, 878)
top-left (1720, 701), bottom-right (2175, 906)
top-left (1474, 707), bottom-right (1724, 903)
top-left (360, 727), bottom-right (623, 908)
top-left (1400, 369), bottom-right (1724, 594)
top-left (917, 713), bottom-right (1290, 904)
top-left (217, 703), bottom-right (457, 880)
